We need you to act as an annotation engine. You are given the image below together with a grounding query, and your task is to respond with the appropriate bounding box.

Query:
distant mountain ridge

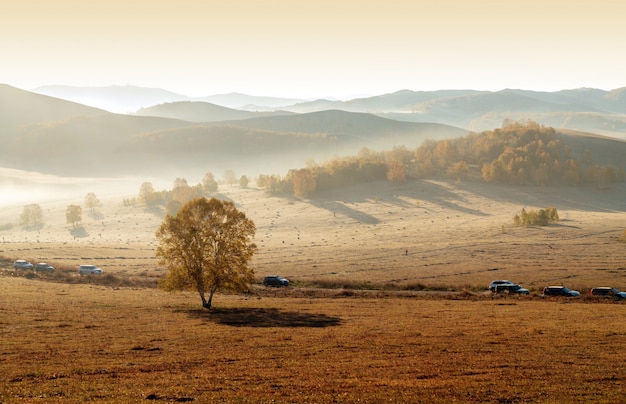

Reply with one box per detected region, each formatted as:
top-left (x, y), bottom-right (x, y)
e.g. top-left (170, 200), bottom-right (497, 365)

top-left (3, 83), bottom-right (626, 180)
top-left (29, 84), bottom-right (626, 137)
top-left (31, 85), bottom-right (306, 113)
top-left (0, 85), bottom-right (464, 177)
top-left (135, 101), bottom-right (294, 122)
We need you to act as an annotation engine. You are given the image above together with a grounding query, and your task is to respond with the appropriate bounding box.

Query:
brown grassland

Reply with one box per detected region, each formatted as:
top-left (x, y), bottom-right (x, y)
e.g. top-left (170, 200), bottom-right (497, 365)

top-left (1, 179), bottom-right (626, 402)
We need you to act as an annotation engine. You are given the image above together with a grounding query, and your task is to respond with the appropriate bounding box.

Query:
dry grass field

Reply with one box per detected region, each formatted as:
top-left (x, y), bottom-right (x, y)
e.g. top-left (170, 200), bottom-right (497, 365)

top-left (1, 179), bottom-right (625, 291)
top-left (1, 276), bottom-right (625, 403)
top-left (1, 177), bottom-right (626, 402)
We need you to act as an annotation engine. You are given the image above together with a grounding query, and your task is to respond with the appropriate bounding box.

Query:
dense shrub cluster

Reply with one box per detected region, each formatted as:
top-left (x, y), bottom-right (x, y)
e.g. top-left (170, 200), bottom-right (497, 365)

top-left (513, 207), bottom-right (559, 226)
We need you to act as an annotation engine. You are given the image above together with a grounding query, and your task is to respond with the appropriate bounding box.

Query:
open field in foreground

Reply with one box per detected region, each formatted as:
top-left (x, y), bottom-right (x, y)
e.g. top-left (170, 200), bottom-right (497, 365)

top-left (1, 276), bottom-right (625, 403)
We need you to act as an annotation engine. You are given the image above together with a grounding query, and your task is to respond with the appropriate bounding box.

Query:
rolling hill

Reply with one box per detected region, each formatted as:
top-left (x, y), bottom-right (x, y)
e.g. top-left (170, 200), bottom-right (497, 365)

top-left (134, 101), bottom-right (293, 122)
top-left (0, 86), bottom-right (466, 177)
top-left (32, 84), bottom-right (188, 113)
top-left (25, 83), bottom-right (626, 138)
top-left (0, 84), bottom-right (107, 128)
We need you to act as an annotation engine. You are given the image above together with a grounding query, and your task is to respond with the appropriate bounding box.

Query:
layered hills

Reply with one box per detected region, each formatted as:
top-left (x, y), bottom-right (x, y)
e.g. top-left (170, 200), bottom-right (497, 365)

top-left (0, 85), bottom-right (464, 177)
top-left (31, 84), bottom-right (626, 138)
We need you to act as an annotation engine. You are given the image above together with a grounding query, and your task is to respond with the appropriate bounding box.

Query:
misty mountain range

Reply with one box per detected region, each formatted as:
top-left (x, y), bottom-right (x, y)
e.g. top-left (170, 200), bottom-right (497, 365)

top-left (33, 84), bottom-right (626, 137)
top-left (1, 83), bottom-right (625, 179)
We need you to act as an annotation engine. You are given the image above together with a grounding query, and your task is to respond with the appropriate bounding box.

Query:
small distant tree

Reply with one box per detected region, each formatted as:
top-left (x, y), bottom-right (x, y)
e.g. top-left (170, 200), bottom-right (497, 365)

top-left (292, 168), bottom-right (316, 197)
top-left (172, 178), bottom-right (199, 204)
top-left (20, 204), bottom-right (44, 227)
top-left (66, 204), bottom-right (82, 228)
top-left (156, 197), bottom-right (257, 309)
top-left (546, 207), bottom-right (559, 221)
top-left (84, 192), bottom-right (100, 212)
top-left (239, 175), bottom-right (249, 188)
top-left (386, 162), bottom-right (407, 184)
top-left (256, 174), bottom-right (269, 189)
top-left (139, 182), bottom-right (158, 207)
top-left (165, 200), bottom-right (183, 217)
top-left (202, 172), bottom-right (218, 193)
top-left (447, 160), bottom-right (469, 182)
top-left (223, 169), bottom-right (237, 185)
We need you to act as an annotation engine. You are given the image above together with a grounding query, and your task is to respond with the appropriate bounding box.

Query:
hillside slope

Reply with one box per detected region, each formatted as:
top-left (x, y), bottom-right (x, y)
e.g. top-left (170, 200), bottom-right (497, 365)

top-left (135, 101), bottom-right (293, 122)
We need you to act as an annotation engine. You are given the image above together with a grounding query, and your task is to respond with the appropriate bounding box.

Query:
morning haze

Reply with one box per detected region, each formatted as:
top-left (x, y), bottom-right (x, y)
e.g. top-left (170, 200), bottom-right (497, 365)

top-left (1, 0), bottom-right (626, 401)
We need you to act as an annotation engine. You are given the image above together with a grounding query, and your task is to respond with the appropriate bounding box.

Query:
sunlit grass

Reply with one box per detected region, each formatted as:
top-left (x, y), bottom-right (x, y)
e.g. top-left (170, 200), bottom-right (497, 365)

top-left (1, 276), bottom-right (624, 402)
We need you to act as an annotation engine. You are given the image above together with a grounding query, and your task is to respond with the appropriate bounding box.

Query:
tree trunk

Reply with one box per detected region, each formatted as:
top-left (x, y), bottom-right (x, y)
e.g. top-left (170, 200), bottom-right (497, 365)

top-left (198, 289), bottom-right (209, 308)
top-left (205, 289), bottom-right (215, 310)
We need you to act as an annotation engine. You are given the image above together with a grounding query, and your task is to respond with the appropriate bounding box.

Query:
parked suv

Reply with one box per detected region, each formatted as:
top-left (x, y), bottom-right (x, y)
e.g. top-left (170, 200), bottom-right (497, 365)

top-left (263, 275), bottom-right (289, 287)
top-left (590, 287), bottom-right (626, 299)
top-left (13, 260), bottom-right (34, 270)
top-left (489, 280), bottom-right (514, 292)
top-left (78, 265), bottom-right (103, 274)
top-left (542, 286), bottom-right (580, 297)
top-left (35, 263), bottom-right (55, 272)
top-left (494, 283), bottom-right (530, 295)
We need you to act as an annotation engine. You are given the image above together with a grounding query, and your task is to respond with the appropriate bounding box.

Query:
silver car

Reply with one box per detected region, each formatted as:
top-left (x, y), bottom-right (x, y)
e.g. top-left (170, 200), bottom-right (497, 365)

top-left (14, 260), bottom-right (34, 270)
top-left (78, 265), bottom-right (103, 274)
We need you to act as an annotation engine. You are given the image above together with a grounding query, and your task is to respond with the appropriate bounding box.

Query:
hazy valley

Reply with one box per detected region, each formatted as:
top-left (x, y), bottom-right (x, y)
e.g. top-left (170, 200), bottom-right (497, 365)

top-left (2, 82), bottom-right (626, 402)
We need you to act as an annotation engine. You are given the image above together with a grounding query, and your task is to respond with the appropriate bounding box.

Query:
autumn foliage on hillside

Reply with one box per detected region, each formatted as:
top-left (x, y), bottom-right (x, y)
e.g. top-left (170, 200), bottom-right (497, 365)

top-left (257, 121), bottom-right (625, 197)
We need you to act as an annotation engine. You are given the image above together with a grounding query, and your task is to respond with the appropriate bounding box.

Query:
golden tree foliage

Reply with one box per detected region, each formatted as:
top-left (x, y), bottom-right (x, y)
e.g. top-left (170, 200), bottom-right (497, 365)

top-left (513, 207), bottom-right (559, 226)
top-left (65, 204), bottom-right (82, 228)
top-left (292, 168), bottom-right (316, 197)
top-left (156, 198), bottom-right (257, 309)
top-left (386, 162), bottom-right (407, 184)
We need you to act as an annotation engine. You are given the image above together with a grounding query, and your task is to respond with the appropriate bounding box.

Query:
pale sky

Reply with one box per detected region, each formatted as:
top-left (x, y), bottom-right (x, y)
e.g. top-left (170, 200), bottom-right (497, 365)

top-left (1, 0), bottom-right (625, 98)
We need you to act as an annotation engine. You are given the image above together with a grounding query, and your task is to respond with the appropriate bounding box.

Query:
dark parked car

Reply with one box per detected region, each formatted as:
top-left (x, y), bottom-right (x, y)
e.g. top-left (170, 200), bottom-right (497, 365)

top-left (263, 275), bottom-right (289, 287)
top-left (489, 280), bottom-right (514, 292)
top-left (494, 283), bottom-right (530, 295)
top-left (35, 263), bottom-right (55, 272)
top-left (542, 286), bottom-right (580, 297)
top-left (590, 287), bottom-right (626, 299)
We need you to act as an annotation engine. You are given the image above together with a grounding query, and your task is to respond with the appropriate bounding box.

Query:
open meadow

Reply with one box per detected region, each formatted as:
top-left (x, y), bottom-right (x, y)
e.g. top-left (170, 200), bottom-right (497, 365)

top-left (1, 178), bottom-right (626, 402)
top-left (1, 276), bottom-right (625, 402)
top-left (1, 178), bottom-right (625, 291)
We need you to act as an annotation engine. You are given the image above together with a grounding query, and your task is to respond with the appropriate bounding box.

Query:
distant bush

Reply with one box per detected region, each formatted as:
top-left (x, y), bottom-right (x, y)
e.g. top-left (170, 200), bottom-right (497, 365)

top-left (619, 229), bottom-right (626, 243)
top-left (513, 207), bottom-right (559, 226)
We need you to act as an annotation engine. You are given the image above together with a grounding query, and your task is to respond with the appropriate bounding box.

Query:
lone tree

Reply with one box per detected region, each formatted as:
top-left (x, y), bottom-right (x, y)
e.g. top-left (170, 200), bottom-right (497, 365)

top-left (20, 204), bottom-right (44, 227)
top-left (84, 192), bottom-right (100, 212)
top-left (156, 197), bottom-right (257, 309)
top-left (66, 204), bottom-right (82, 228)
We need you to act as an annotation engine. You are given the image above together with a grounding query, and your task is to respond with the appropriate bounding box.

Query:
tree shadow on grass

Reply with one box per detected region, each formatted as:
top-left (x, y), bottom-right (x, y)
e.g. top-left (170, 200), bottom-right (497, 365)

top-left (183, 307), bottom-right (343, 328)
top-left (69, 226), bottom-right (89, 238)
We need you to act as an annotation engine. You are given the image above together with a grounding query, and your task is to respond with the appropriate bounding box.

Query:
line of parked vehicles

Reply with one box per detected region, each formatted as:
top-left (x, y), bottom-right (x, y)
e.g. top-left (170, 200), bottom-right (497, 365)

top-left (13, 260), bottom-right (103, 274)
top-left (489, 279), bottom-right (626, 299)
top-left (9, 261), bottom-right (626, 299)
